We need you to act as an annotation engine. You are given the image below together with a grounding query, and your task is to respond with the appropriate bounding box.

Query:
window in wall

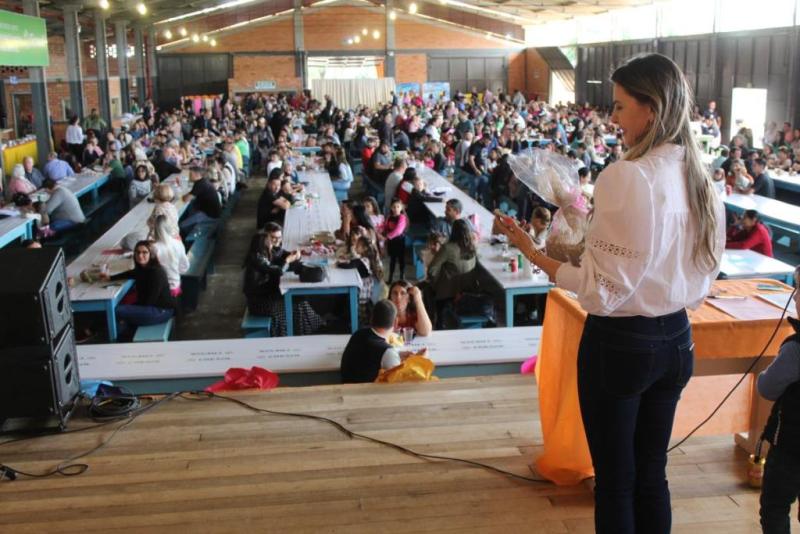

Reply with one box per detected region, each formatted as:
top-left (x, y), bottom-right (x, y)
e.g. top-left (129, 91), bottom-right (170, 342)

top-left (525, 19), bottom-right (577, 47)
top-left (658, 0), bottom-right (715, 37)
top-left (612, 5), bottom-right (657, 41)
top-left (716, 0), bottom-right (796, 32)
top-left (577, 12), bottom-right (614, 45)
top-left (307, 57), bottom-right (381, 81)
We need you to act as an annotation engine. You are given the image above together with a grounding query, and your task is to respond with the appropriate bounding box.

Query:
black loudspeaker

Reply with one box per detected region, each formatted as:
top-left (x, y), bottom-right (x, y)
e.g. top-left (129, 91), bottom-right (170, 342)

top-left (0, 248), bottom-right (80, 432)
top-left (0, 248), bottom-right (72, 349)
top-left (0, 325), bottom-right (81, 431)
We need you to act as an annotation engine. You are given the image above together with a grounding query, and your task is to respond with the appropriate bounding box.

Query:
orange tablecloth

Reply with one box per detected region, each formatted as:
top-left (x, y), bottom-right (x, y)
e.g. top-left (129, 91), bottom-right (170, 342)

top-left (535, 279), bottom-right (795, 485)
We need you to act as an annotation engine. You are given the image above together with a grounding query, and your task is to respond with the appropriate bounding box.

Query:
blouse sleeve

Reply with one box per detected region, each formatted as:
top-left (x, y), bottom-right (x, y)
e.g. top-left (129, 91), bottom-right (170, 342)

top-left (555, 161), bottom-right (656, 316)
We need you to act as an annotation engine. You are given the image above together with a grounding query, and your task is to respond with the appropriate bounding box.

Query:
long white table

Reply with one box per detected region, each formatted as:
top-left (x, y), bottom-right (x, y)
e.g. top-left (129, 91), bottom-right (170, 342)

top-left (771, 172), bottom-right (800, 194)
top-left (67, 173), bottom-right (191, 341)
top-left (720, 249), bottom-right (795, 284)
top-left (724, 193), bottom-right (800, 236)
top-left (77, 326), bottom-right (541, 381)
top-left (415, 165), bottom-right (552, 325)
top-left (0, 171), bottom-right (108, 249)
top-left (281, 170), bottom-right (361, 336)
top-left (0, 215), bottom-right (33, 248)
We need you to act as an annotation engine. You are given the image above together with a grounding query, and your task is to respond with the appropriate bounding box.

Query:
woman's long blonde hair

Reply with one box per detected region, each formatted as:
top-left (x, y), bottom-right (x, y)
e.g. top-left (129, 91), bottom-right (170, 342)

top-left (611, 53), bottom-right (719, 272)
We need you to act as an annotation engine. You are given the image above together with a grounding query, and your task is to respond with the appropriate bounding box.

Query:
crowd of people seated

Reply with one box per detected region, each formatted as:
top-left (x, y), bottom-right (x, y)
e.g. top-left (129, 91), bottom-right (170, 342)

top-left (3, 82), bottom-right (798, 340)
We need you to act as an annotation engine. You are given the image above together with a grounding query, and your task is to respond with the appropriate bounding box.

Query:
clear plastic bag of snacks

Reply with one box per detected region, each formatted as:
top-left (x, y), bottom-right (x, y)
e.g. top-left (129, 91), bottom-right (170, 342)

top-left (507, 149), bottom-right (590, 265)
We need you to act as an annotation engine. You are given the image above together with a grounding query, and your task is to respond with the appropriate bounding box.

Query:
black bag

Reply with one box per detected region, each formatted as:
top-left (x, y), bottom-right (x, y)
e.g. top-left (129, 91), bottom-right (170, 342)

top-left (298, 264), bottom-right (326, 283)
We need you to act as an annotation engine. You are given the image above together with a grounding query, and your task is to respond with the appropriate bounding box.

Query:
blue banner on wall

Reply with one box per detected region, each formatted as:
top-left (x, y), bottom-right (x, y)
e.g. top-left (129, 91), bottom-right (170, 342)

top-left (423, 82), bottom-right (451, 103)
top-left (396, 82), bottom-right (421, 97)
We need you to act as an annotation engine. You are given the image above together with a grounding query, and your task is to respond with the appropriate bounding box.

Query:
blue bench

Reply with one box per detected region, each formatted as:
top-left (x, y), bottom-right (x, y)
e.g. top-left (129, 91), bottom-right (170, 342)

top-left (181, 238), bottom-right (216, 311)
top-left (459, 315), bottom-right (491, 329)
top-left (133, 318), bottom-right (174, 342)
top-left (241, 309), bottom-right (272, 338)
top-left (185, 220), bottom-right (219, 244)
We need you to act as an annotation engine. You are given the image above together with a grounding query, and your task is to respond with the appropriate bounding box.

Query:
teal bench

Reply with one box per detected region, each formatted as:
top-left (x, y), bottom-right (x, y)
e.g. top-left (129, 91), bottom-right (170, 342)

top-left (241, 309), bottom-right (272, 338)
top-left (459, 315), bottom-right (491, 329)
top-left (133, 318), bottom-right (174, 342)
top-left (181, 238), bottom-right (216, 311)
top-left (185, 220), bottom-right (219, 244)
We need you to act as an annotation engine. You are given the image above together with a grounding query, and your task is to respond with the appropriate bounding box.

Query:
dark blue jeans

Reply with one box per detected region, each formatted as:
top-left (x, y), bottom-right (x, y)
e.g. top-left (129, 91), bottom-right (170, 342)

top-left (116, 304), bottom-right (174, 339)
top-left (760, 445), bottom-right (800, 533)
top-left (577, 310), bottom-right (694, 534)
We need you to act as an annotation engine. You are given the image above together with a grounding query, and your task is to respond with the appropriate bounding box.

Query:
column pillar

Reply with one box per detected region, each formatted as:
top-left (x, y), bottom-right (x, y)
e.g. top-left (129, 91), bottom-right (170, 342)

top-left (22, 0), bottom-right (51, 163)
top-left (293, 0), bottom-right (307, 89)
top-left (63, 3), bottom-right (85, 120)
top-left (94, 9), bottom-right (112, 128)
top-left (133, 25), bottom-right (146, 105)
top-left (384, 0), bottom-right (396, 78)
top-left (146, 26), bottom-right (159, 104)
top-left (115, 20), bottom-right (130, 113)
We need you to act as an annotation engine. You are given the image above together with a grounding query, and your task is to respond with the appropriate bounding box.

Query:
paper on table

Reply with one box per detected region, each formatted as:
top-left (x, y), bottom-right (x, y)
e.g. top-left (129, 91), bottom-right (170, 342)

top-left (706, 296), bottom-right (794, 321)
top-left (756, 292), bottom-right (798, 318)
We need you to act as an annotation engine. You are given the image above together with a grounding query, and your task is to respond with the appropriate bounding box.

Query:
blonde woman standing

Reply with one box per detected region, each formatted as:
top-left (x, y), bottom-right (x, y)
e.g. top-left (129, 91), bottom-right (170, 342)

top-left (498, 54), bottom-right (726, 533)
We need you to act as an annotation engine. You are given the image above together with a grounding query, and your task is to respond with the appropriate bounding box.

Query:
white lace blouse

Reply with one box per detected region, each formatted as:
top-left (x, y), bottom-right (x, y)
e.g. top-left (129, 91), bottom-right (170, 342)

top-left (556, 143), bottom-right (726, 317)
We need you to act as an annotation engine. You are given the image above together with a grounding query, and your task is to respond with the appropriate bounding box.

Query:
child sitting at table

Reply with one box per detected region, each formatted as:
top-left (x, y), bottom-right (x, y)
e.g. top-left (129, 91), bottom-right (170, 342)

top-left (526, 206), bottom-right (552, 252)
top-left (384, 198), bottom-right (409, 283)
top-left (726, 209), bottom-right (773, 257)
top-left (757, 266), bottom-right (800, 532)
top-left (338, 235), bottom-right (384, 325)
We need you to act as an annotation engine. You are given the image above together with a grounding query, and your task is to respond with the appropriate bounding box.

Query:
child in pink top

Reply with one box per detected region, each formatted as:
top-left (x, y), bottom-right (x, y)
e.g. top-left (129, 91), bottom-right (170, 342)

top-left (384, 198), bottom-right (408, 283)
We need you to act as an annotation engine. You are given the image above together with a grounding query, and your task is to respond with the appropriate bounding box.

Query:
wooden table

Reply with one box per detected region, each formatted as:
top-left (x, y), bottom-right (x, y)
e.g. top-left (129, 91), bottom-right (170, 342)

top-left (535, 279), bottom-right (795, 485)
top-left (67, 174), bottom-right (190, 341)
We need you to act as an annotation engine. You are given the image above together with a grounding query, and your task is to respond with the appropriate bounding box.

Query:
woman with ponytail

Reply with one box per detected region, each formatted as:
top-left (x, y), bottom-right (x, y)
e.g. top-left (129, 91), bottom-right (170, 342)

top-left (497, 53), bottom-right (726, 533)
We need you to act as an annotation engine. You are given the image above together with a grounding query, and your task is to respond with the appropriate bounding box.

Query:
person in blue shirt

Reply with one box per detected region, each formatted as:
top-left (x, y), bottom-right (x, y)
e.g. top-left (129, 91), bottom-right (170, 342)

top-left (22, 156), bottom-right (45, 188)
top-left (43, 152), bottom-right (75, 182)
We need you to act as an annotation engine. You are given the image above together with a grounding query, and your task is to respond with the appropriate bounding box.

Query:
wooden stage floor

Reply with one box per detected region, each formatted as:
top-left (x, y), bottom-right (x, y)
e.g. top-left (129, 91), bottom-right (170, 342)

top-left (0, 374), bottom-right (785, 533)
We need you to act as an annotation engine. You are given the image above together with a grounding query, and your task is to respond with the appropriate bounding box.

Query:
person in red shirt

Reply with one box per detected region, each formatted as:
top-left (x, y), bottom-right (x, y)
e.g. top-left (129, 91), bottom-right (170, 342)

top-left (726, 209), bottom-right (773, 257)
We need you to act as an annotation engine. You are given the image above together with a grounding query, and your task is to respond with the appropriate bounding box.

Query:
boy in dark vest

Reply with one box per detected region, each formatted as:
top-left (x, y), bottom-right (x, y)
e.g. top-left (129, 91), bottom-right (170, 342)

top-left (340, 300), bottom-right (403, 383)
top-left (758, 268), bottom-right (800, 533)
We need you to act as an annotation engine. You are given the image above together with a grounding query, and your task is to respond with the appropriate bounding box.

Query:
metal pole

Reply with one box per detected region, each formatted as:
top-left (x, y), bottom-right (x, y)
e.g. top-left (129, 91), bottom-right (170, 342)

top-left (94, 10), bottom-right (113, 128)
top-left (22, 0), bottom-right (51, 164)
top-left (134, 25), bottom-right (146, 105)
top-left (115, 20), bottom-right (130, 113)
top-left (63, 3), bottom-right (85, 120)
top-left (146, 26), bottom-right (159, 104)
top-left (385, 0), bottom-right (396, 78)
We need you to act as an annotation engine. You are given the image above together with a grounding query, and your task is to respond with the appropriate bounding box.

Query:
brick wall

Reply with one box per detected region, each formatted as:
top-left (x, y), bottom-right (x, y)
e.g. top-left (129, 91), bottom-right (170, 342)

top-left (525, 48), bottom-right (550, 101)
top-left (304, 6), bottom-right (385, 51)
top-left (395, 54), bottom-right (426, 86)
top-left (228, 55), bottom-right (301, 94)
top-left (178, 19), bottom-right (295, 53)
top-left (395, 17), bottom-right (510, 50)
top-left (508, 52), bottom-right (525, 95)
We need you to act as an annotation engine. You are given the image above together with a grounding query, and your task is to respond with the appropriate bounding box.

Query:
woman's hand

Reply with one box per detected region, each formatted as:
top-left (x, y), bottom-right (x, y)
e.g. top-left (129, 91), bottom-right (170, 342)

top-left (407, 285), bottom-right (422, 301)
top-left (493, 211), bottom-right (536, 257)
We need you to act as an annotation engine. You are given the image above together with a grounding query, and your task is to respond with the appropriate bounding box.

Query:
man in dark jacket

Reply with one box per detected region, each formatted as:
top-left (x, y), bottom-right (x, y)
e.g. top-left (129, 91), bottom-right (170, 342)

top-left (340, 300), bottom-right (403, 383)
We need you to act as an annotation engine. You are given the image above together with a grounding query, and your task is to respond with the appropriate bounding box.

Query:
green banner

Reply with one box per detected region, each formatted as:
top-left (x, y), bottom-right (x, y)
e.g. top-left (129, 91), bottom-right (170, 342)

top-left (0, 9), bottom-right (49, 67)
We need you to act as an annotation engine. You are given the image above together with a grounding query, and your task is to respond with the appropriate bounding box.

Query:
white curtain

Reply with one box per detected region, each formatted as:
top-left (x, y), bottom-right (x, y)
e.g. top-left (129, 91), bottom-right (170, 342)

top-left (311, 78), bottom-right (395, 110)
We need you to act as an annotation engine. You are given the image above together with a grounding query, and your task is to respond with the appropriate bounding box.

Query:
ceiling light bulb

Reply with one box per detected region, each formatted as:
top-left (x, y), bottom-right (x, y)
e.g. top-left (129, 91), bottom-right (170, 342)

top-left (362, 28), bottom-right (368, 36)
top-left (353, 35), bottom-right (361, 44)
top-left (372, 30), bottom-right (380, 39)
top-left (210, 39), bottom-right (217, 46)
top-left (202, 34), bottom-right (208, 42)
top-left (179, 27), bottom-right (187, 37)
top-left (346, 38), bottom-right (353, 45)
top-left (164, 29), bottom-right (172, 39)
top-left (389, 10), bottom-right (397, 20)
top-left (136, 2), bottom-right (147, 15)
top-left (99, 0), bottom-right (110, 9)
top-left (505, 33), bottom-right (511, 39)
top-left (191, 33), bottom-right (199, 42)
top-left (409, 2), bottom-right (417, 14)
